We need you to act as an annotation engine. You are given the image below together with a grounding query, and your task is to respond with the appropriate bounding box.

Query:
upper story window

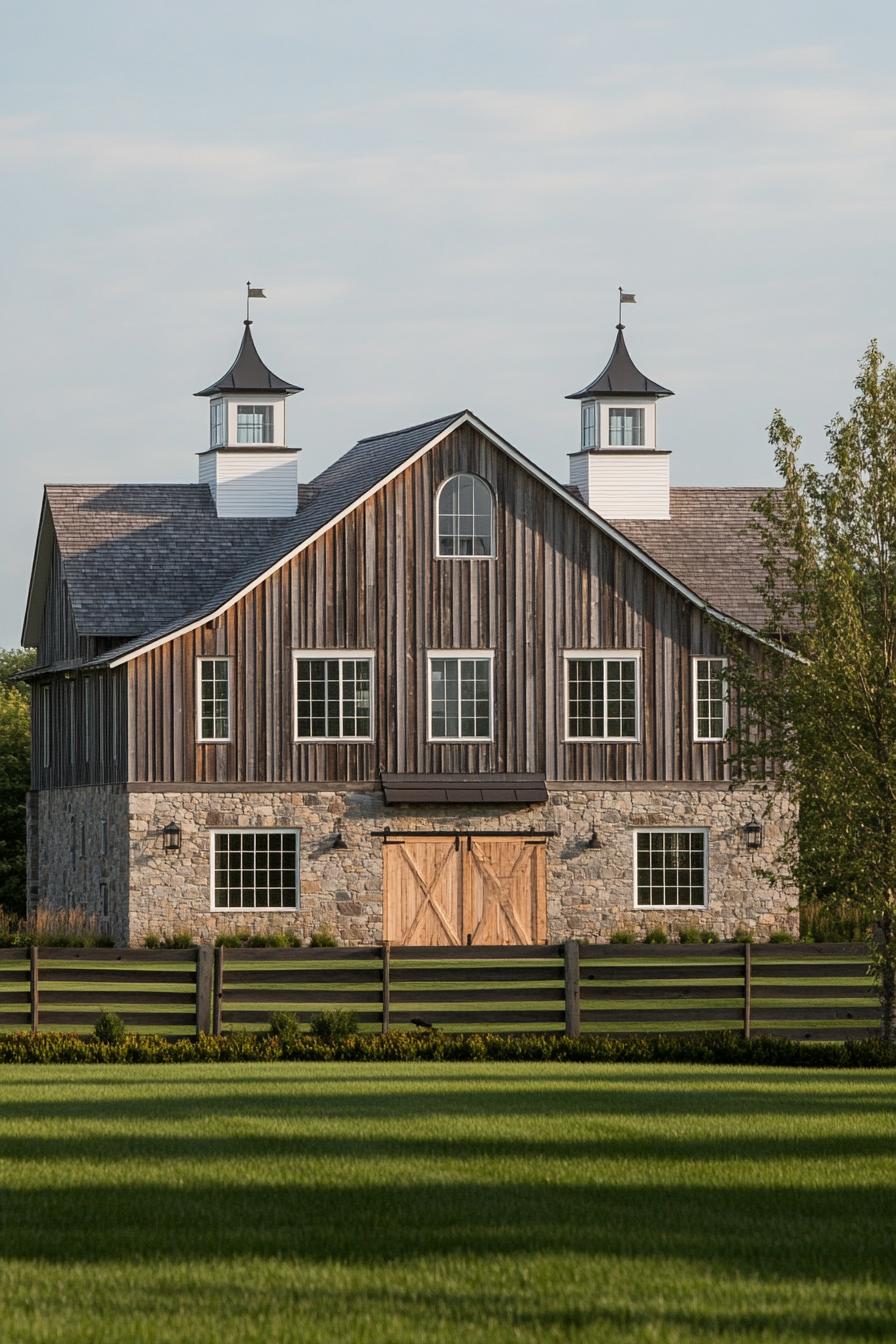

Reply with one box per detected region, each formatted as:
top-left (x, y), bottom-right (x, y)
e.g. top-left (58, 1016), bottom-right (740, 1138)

top-left (428, 652), bottom-right (493, 741)
top-left (608, 407), bottom-right (645, 446)
top-left (236, 404), bottom-right (274, 445)
top-left (197, 658), bottom-right (231, 742)
top-left (581, 402), bottom-right (596, 449)
top-left (565, 651), bottom-right (640, 741)
top-left (40, 685), bottom-right (50, 769)
top-left (436, 474), bottom-right (494, 557)
top-left (210, 399), bottom-right (225, 447)
top-left (294, 653), bottom-right (373, 741)
top-left (693, 656), bottom-right (727, 742)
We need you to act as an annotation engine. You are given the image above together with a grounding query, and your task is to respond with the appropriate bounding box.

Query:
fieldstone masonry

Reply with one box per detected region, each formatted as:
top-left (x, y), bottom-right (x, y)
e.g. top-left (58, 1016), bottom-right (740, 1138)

top-left (31, 783), bottom-right (797, 945)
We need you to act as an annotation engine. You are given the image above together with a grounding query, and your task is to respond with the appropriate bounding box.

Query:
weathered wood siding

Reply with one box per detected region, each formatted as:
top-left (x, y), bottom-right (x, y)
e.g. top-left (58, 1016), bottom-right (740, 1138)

top-left (31, 669), bottom-right (128, 789)
top-left (127, 425), bottom-right (731, 785)
top-left (39, 541), bottom-right (79, 666)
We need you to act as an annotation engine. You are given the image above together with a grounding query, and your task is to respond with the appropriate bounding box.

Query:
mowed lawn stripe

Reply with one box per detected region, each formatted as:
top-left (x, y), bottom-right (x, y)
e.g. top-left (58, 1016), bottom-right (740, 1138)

top-left (0, 1063), bottom-right (894, 1343)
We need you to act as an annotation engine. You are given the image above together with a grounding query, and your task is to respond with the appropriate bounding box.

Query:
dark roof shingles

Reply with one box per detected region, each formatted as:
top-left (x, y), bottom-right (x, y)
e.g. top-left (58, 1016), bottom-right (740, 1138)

top-left (610, 487), bottom-right (771, 629)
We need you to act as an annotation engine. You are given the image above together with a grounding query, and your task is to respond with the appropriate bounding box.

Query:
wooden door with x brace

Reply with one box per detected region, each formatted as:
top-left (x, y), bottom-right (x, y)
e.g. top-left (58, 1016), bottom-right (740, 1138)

top-left (382, 834), bottom-right (547, 946)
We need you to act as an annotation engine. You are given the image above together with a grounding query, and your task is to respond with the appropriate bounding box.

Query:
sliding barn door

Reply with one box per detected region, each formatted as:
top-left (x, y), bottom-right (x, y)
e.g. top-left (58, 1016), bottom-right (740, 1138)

top-left (382, 837), bottom-right (464, 945)
top-left (464, 837), bottom-right (547, 945)
top-left (383, 835), bottom-right (547, 946)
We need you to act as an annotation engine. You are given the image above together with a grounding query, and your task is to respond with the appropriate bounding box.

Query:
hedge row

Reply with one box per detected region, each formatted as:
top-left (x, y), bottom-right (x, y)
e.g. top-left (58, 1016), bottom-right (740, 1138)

top-left (0, 1030), bottom-right (893, 1067)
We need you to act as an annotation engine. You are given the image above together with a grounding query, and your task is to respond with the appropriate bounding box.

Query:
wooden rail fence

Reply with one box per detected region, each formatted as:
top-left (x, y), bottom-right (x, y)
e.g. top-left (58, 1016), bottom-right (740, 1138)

top-left (0, 941), bottom-right (880, 1041)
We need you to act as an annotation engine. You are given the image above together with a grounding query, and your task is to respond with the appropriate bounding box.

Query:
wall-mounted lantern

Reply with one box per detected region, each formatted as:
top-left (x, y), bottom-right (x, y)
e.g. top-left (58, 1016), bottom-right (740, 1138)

top-left (743, 819), bottom-right (763, 851)
top-left (331, 831), bottom-right (348, 850)
top-left (162, 822), bottom-right (182, 853)
top-left (587, 829), bottom-right (602, 850)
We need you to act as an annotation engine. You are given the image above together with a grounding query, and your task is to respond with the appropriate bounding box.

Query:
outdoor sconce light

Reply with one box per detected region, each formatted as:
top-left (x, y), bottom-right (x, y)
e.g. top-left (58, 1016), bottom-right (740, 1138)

top-left (587, 829), bottom-right (602, 850)
top-left (331, 831), bottom-right (348, 850)
top-left (743, 819), bottom-right (763, 851)
top-left (162, 822), bottom-right (182, 853)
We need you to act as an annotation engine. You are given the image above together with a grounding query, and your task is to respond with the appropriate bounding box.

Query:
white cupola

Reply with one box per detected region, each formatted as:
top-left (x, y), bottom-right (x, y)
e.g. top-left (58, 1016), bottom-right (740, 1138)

top-left (195, 315), bottom-right (303, 518)
top-left (567, 317), bottom-right (673, 520)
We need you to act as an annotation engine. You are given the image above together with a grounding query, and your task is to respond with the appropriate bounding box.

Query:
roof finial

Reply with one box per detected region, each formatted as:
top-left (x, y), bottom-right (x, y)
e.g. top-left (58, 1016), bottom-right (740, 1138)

top-left (245, 281), bottom-right (266, 324)
top-left (618, 286), bottom-right (636, 329)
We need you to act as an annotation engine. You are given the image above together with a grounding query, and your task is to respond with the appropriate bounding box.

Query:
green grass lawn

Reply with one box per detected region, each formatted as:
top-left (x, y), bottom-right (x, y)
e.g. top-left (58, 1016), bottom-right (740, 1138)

top-left (0, 1064), bottom-right (894, 1343)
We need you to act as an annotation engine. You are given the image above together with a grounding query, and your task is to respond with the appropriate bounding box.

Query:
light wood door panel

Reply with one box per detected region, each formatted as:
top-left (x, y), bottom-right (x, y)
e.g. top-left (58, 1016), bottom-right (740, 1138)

top-left (383, 835), bottom-right (546, 946)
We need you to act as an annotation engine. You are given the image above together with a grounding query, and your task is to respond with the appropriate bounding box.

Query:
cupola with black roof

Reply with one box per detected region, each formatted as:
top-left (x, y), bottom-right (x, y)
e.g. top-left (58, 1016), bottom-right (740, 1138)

top-left (195, 288), bottom-right (303, 518)
top-left (567, 293), bottom-right (674, 520)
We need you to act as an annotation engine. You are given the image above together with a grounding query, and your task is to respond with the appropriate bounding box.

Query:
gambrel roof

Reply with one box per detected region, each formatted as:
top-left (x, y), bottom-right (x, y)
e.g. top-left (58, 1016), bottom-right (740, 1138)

top-left (23, 410), bottom-right (775, 669)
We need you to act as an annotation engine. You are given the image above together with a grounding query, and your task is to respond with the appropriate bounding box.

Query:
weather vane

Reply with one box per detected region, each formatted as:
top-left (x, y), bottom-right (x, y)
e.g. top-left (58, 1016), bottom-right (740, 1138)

top-left (246, 281), bottom-right (266, 322)
top-left (618, 287), bottom-right (636, 326)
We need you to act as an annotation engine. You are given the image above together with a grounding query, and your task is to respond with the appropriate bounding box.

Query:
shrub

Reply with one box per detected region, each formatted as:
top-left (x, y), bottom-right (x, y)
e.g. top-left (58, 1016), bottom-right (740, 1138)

top-left (700, 930), bottom-right (719, 944)
top-left (309, 925), bottom-right (338, 948)
top-left (93, 1011), bottom-right (126, 1044)
top-left (677, 925), bottom-right (703, 944)
top-left (769, 930), bottom-right (796, 944)
top-left (609, 930), bottom-right (636, 944)
top-left (158, 932), bottom-right (194, 949)
top-left (643, 928), bottom-right (669, 944)
top-left (268, 1011), bottom-right (302, 1042)
top-left (247, 933), bottom-right (290, 948)
top-left (0, 1029), bottom-right (893, 1069)
top-left (733, 925), bottom-right (754, 944)
top-left (214, 934), bottom-right (244, 948)
top-left (144, 934), bottom-right (161, 949)
top-left (309, 1009), bottom-right (358, 1042)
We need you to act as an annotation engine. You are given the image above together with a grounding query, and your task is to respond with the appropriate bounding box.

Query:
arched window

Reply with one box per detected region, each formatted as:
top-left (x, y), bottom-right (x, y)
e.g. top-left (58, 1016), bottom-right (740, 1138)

top-left (436, 474), bottom-right (494, 557)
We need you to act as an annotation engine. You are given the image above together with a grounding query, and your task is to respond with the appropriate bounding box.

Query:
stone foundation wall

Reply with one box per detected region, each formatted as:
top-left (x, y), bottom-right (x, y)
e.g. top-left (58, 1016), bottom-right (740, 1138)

top-left (30, 786), bottom-right (130, 945)
top-left (126, 785), bottom-right (797, 947)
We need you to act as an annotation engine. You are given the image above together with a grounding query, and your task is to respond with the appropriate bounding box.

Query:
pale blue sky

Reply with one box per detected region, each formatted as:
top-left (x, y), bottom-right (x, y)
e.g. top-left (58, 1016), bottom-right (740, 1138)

top-left (3, 0), bottom-right (896, 645)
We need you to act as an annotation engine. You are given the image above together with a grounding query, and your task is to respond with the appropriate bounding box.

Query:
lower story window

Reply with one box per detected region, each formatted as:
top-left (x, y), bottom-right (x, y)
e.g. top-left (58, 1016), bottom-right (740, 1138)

top-left (635, 830), bottom-right (707, 907)
top-left (211, 830), bottom-right (300, 910)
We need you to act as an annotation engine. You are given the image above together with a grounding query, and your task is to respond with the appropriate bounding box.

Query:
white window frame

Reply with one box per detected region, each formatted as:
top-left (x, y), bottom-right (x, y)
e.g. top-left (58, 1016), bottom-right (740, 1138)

top-left (196, 657), bottom-right (232, 744)
top-left (692, 656), bottom-right (728, 743)
top-left (633, 828), bottom-right (709, 910)
top-left (562, 650), bottom-right (642, 743)
top-left (210, 399), bottom-right (225, 447)
top-left (608, 406), bottom-right (646, 447)
top-left (209, 828), bottom-right (301, 912)
top-left (581, 401), bottom-right (596, 449)
top-left (292, 651), bottom-right (375, 743)
top-left (236, 404), bottom-right (275, 445)
top-left (434, 474), bottom-right (496, 560)
top-left (426, 650), bottom-right (494, 743)
top-left (40, 685), bottom-right (50, 770)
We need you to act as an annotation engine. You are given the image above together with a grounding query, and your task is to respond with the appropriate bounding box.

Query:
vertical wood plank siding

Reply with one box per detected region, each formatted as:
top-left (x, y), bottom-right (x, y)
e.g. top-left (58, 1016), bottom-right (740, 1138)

top-left (122, 427), bottom-right (729, 786)
top-left (31, 668), bottom-right (128, 789)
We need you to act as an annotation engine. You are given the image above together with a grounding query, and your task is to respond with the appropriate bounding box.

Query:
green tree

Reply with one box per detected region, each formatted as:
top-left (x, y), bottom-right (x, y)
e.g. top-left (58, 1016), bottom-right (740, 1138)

top-left (726, 342), bottom-right (896, 1043)
top-left (0, 649), bottom-right (35, 918)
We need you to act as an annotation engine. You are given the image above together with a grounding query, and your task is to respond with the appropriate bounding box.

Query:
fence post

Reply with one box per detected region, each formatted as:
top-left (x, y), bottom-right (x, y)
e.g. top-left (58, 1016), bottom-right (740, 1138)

top-left (564, 939), bottom-right (580, 1038)
top-left (195, 945), bottom-right (213, 1038)
top-left (743, 940), bottom-right (752, 1040)
top-left (29, 945), bottom-right (39, 1035)
top-left (212, 945), bottom-right (224, 1036)
top-left (381, 941), bottom-right (391, 1034)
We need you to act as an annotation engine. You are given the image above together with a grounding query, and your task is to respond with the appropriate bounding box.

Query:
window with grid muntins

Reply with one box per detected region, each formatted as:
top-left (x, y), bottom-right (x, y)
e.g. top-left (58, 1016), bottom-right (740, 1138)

top-left (566, 656), bottom-right (638, 739)
top-left (581, 402), bottom-right (596, 448)
top-left (295, 657), bottom-right (372, 740)
top-left (198, 659), bottom-right (230, 741)
top-left (437, 474), bottom-right (494, 556)
top-left (694, 657), bottom-right (727, 741)
top-left (236, 404), bottom-right (274, 444)
top-left (212, 831), bottom-right (299, 910)
top-left (608, 407), bottom-right (645, 446)
top-left (210, 400), bottom-right (224, 446)
top-left (429, 656), bottom-right (491, 739)
top-left (636, 831), bottom-right (707, 907)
